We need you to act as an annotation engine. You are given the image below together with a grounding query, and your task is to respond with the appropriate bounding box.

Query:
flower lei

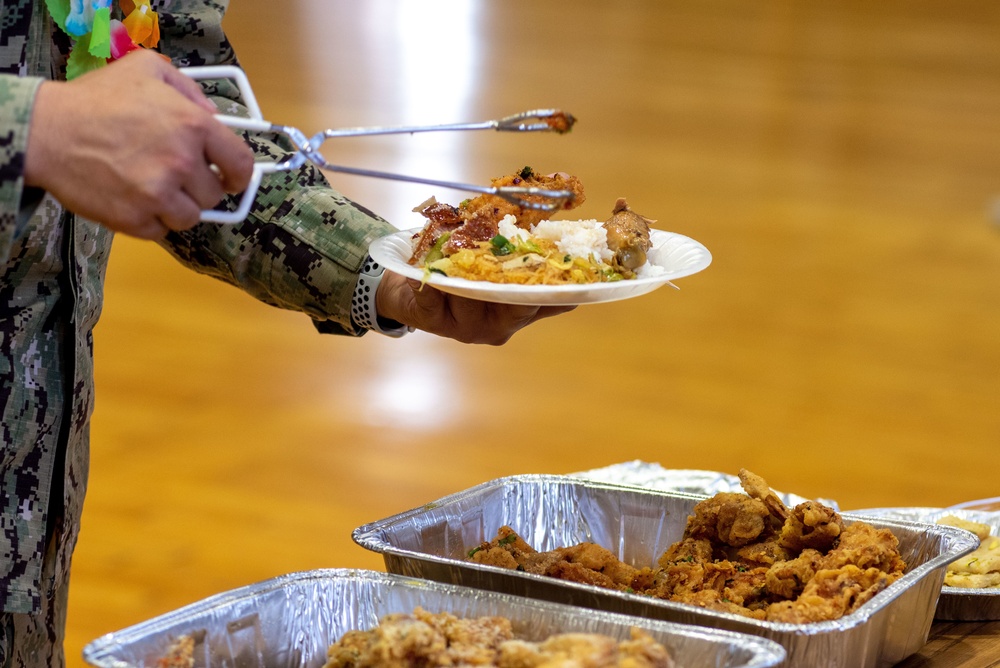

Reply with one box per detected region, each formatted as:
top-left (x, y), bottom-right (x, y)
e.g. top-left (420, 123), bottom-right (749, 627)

top-left (45, 0), bottom-right (160, 80)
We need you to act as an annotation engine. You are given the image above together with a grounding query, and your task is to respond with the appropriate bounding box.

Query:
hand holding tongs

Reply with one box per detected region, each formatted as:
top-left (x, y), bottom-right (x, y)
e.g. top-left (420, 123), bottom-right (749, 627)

top-left (181, 66), bottom-right (577, 224)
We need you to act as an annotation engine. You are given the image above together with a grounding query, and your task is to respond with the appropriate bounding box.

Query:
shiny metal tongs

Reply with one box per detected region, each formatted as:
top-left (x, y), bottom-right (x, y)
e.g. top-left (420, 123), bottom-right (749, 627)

top-left (182, 66), bottom-right (577, 224)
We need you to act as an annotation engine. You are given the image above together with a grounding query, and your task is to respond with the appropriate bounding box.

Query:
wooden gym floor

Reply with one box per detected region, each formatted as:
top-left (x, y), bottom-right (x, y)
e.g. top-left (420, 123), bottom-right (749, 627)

top-left (64, 1), bottom-right (1000, 662)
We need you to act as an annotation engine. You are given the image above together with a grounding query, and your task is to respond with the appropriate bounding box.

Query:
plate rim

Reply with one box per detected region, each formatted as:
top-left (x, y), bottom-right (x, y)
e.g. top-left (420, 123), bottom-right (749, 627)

top-left (368, 227), bottom-right (712, 306)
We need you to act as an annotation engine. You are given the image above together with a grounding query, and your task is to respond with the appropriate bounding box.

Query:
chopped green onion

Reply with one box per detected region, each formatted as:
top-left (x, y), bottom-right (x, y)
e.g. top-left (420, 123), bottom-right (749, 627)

top-left (424, 232), bottom-right (451, 264)
top-left (490, 234), bottom-right (516, 256)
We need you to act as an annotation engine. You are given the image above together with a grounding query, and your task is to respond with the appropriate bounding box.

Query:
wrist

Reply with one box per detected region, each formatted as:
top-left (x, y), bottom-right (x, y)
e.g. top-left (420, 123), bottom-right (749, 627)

top-left (24, 80), bottom-right (59, 189)
top-left (351, 255), bottom-right (413, 337)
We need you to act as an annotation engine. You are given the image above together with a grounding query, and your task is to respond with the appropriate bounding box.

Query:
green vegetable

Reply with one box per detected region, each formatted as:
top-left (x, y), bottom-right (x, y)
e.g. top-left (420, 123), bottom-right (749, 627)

top-left (498, 533), bottom-right (517, 546)
top-left (516, 238), bottom-right (542, 254)
top-left (519, 166), bottom-right (534, 179)
top-left (424, 232), bottom-right (452, 265)
top-left (490, 234), bottom-right (517, 256)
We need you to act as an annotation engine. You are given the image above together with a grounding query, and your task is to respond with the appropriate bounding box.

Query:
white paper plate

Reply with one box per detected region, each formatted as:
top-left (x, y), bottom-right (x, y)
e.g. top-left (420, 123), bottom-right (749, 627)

top-left (368, 228), bottom-right (712, 306)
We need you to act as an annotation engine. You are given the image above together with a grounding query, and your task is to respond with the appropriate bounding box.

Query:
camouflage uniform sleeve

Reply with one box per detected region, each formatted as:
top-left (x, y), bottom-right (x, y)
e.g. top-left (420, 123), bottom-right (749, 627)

top-left (152, 0), bottom-right (399, 335)
top-left (0, 74), bottom-right (46, 264)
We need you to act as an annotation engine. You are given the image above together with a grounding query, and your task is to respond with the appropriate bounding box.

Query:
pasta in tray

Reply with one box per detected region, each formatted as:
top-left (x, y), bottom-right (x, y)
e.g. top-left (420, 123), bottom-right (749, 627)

top-left (938, 515), bottom-right (1000, 588)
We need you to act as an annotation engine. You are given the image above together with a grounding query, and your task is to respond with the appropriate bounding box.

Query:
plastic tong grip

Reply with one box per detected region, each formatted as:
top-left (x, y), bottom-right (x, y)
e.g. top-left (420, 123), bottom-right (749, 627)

top-left (181, 65), bottom-right (277, 224)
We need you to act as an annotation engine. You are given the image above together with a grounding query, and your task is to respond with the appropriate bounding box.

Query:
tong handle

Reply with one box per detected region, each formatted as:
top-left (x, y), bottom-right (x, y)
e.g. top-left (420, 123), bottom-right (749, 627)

top-left (181, 65), bottom-right (277, 224)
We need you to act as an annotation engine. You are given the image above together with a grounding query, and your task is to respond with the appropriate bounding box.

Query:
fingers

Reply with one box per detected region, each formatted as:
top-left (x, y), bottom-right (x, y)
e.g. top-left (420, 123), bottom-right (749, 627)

top-left (157, 189), bottom-right (206, 233)
top-left (153, 52), bottom-right (219, 113)
top-left (202, 125), bottom-right (255, 194)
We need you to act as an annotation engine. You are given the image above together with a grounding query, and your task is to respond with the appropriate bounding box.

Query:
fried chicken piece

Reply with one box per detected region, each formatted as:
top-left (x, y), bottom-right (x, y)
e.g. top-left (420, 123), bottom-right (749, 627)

top-left (764, 548), bottom-right (823, 600)
top-left (603, 198), bottom-right (653, 278)
top-left (655, 560), bottom-right (733, 598)
top-left (665, 586), bottom-right (767, 620)
top-left (778, 501), bottom-right (844, 552)
top-left (765, 565), bottom-right (898, 623)
top-left (657, 537), bottom-right (715, 567)
top-left (817, 522), bottom-right (907, 575)
top-left (738, 469), bottom-right (789, 522)
top-left (650, 556), bottom-right (767, 614)
top-left (685, 493), bottom-right (775, 547)
top-left (552, 542), bottom-right (639, 588)
top-left (465, 169), bottom-right (585, 231)
top-left (722, 565), bottom-right (770, 609)
top-left (542, 111), bottom-right (577, 134)
top-left (469, 525), bottom-right (538, 569)
top-left (471, 527), bottom-right (640, 592)
top-left (735, 539), bottom-right (791, 568)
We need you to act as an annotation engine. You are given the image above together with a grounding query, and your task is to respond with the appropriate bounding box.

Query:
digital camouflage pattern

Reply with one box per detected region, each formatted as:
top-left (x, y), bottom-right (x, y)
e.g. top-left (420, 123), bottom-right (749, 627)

top-left (0, 0), bottom-right (396, 624)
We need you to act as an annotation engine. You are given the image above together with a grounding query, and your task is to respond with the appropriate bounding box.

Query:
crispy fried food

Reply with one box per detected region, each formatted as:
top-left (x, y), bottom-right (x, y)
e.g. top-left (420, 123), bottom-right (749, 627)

top-left (470, 526), bottom-right (639, 590)
top-left (409, 167), bottom-right (585, 264)
top-left (323, 608), bottom-right (675, 668)
top-left (471, 470), bottom-right (908, 624)
top-left (765, 565), bottom-right (897, 624)
top-left (778, 501), bottom-right (845, 552)
top-left (604, 198), bottom-right (653, 278)
top-left (765, 549), bottom-right (822, 600)
top-left (684, 492), bottom-right (777, 548)
top-left (818, 522), bottom-right (907, 575)
top-left (736, 539), bottom-right (792, 568)
top-left (738, 468), bottom-right (789, 522)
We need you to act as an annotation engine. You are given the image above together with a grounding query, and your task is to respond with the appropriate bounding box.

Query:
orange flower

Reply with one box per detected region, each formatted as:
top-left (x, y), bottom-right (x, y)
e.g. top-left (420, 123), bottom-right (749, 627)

top-left (120, 0), bottom-right (159, 48)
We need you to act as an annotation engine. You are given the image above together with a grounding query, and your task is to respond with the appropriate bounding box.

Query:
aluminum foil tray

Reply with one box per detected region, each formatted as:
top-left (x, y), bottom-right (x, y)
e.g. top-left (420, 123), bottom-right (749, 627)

top-left (849, 506), bottom-right (1000, 621)
top-left (570, 461), bottom-right (840, 509)
top-left (352, 474), bottom-right (978, 668)
top-left (83, 569), bottom-right (785, 668)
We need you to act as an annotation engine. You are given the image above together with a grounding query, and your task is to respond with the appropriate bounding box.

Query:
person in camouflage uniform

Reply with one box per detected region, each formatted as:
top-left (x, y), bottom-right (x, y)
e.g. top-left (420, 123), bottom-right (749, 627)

top-left (0, 1), bottom-right (572, 665)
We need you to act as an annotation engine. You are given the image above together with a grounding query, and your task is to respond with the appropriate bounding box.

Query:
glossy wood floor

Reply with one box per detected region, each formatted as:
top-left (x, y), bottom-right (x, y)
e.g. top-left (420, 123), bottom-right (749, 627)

top-left (64, 1), bottom-right (1000, 663)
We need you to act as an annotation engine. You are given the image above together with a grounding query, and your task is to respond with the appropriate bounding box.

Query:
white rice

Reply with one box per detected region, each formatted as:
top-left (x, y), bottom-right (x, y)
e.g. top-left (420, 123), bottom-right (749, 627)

top-left (498, 214), bottom-right (662, 275)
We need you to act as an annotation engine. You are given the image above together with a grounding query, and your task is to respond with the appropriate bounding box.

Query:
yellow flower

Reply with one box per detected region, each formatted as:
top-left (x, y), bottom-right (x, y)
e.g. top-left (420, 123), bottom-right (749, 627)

top-left (120, 0), bottom-right (159, 48)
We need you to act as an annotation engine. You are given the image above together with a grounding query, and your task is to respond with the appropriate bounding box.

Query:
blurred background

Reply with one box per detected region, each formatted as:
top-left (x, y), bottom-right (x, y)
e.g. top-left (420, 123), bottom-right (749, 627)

top-left (66, 1), bottom-right (999, 662)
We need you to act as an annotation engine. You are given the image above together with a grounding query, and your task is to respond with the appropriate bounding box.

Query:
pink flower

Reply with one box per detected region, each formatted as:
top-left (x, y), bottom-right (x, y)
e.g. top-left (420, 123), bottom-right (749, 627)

top-left (109, 19), bottom-right (140, 60)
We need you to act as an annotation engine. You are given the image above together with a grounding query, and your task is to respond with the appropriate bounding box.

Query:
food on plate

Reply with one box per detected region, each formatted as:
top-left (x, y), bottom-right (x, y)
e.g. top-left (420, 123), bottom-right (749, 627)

top-left (322, 607), bottom-right (674, 668)
top-left (408, 168), bottom-right (665, 285)
top-left (604, 197), bottom-right (655, 275)
top-left (469, 469), bottom-right (907, 624)
top-left (938, 515), bottom-right (1000, 588)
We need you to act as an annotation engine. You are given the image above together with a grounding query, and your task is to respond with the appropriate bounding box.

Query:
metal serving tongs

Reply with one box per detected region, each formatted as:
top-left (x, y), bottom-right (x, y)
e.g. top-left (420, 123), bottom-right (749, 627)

top-left (182, 66), bottom-right (577, 224)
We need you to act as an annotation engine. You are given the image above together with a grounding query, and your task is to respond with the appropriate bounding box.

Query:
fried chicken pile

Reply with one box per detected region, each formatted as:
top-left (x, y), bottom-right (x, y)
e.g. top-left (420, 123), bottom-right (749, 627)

top-left (469, 470), bottom-right (907, 624)
top-left (323, 607), bottom-right (674, 668)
